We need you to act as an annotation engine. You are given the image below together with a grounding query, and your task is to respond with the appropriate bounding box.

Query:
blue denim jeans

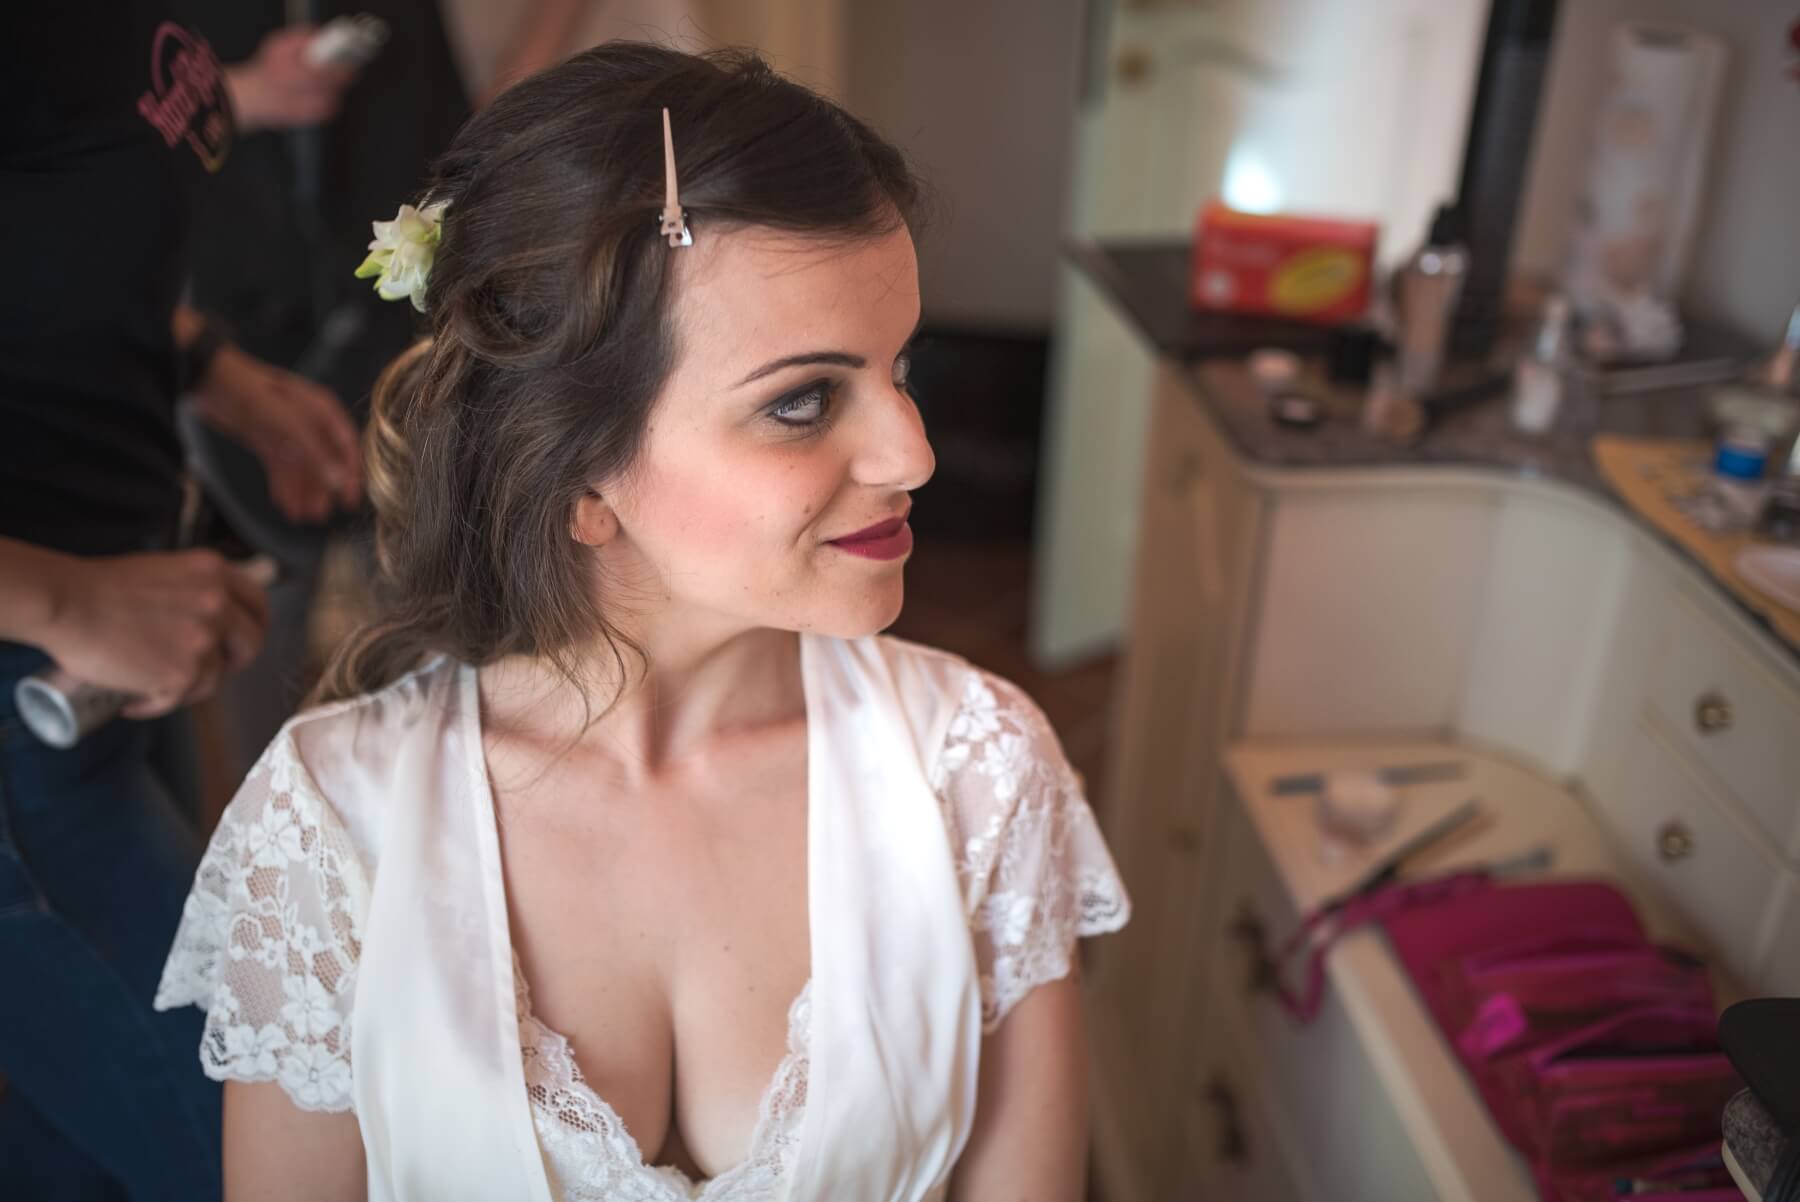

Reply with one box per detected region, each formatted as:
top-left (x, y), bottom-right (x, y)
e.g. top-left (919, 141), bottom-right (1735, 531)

top-left (0, 643), bottom-right (221, 1202)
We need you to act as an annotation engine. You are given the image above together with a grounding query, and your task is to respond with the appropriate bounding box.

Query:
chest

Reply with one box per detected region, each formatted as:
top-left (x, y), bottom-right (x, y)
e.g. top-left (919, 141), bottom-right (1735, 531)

top-left (489, 726), bottom-right (812, 1180)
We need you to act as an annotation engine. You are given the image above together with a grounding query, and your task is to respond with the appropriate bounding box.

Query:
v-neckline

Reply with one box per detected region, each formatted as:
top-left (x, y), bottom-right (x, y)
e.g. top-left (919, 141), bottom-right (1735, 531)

top-left (516, 962), bottom-right (812, 1196)
top-left (460, 648), bottom-right (818, 1194)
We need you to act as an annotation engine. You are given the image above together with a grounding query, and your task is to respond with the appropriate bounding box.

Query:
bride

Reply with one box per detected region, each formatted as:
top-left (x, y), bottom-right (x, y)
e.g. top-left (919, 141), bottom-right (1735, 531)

top-left (157, 42), bottom-right (1128, 1201)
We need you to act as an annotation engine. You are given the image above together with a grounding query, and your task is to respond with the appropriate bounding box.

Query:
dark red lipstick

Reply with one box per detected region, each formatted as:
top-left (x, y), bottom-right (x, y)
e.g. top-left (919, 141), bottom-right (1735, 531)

top-left (827, 514), bottom-right (913, 561)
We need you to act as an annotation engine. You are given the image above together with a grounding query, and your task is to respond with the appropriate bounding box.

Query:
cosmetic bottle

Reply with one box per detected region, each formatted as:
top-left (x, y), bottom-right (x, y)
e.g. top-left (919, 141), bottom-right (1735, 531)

top-left (1395, 203), bottom-right (1470, 398)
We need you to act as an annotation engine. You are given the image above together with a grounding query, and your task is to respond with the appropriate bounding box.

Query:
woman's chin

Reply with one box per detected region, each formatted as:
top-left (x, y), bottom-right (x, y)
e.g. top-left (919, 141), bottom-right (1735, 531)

top-left (814, 576), bottom-right (908, 639)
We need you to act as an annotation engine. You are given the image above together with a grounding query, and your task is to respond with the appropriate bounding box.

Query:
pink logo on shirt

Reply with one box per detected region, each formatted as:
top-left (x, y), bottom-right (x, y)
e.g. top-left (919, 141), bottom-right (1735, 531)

top-left (136, 22), bottom-right (232, 172)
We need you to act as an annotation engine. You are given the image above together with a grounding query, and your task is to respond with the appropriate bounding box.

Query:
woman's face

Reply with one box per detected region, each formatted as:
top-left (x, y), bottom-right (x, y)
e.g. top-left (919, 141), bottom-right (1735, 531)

top-left (596, 224), bottom-right (934, 643)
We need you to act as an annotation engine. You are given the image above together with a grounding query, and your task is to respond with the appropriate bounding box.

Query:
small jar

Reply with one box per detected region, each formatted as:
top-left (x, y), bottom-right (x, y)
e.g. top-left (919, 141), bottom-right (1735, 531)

top-left (1712, 424), bottom-right (1772, 524)
top-left (1715, 424), bottom-right (1771, 481)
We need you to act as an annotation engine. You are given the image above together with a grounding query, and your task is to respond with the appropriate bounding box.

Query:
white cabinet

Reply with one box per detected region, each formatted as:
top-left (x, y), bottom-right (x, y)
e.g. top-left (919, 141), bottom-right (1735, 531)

top-left (1607, 718), bottom-right (1784, 986)
top-left (1087, 363), bottom-right (1800, 1202)
top-left (1646, 591), bottom-right (1800, 859)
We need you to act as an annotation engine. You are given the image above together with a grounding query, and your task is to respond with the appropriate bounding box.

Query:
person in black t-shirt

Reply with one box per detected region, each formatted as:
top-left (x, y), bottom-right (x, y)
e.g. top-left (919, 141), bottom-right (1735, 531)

top-left (0, 6), bottom-right (359, 1197)
top-left (182, 0), bottom-right (471, 784)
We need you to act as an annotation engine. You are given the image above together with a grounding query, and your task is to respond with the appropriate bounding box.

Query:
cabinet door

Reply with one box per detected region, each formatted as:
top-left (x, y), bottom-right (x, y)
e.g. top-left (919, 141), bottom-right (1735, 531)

top-left (1089, 368), bottom-right (1220, 1188)
top-left (1174, 1013), bottom-right (1308, 1202)
top-left (1198, 792), bottom-right (1443, 1202)
top-left (1092, 368), bottom-right (1269, 1199)
top-left (1094, 372), bottom-right (1214, 890)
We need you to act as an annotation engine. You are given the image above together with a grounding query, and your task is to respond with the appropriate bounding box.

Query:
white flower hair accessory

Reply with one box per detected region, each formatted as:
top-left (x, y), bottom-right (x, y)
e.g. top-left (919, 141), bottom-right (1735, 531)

top-left (355, 201), bottom-right (447, 313)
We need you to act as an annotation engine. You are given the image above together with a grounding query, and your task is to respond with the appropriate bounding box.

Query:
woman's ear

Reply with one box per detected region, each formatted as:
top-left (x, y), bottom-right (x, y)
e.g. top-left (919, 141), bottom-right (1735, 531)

top-left (571, 488), bottom-right (617, 547)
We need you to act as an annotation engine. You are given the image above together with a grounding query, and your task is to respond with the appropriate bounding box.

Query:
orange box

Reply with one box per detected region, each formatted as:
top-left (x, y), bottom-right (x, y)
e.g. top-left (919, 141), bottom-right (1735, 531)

top-left (1191, 200), bottom-right (1378, 324)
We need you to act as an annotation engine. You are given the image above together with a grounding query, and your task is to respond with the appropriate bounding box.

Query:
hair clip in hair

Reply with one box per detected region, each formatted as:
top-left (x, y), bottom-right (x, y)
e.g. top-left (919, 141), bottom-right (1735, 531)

top-left (658, 107), bottom-right (693, 248)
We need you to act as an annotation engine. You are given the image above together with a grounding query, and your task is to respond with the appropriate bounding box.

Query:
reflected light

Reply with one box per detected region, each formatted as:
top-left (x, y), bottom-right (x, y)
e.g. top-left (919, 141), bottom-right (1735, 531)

top-left (1222, 149), bottom-right (1283, 214)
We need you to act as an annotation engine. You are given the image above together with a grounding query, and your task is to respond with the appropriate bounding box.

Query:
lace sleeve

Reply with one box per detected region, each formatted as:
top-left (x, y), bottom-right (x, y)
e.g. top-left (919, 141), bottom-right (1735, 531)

top-left (932, 670), bottom-right (1130, 1033)
top-left (154, 730), bottom-right (369, 1113)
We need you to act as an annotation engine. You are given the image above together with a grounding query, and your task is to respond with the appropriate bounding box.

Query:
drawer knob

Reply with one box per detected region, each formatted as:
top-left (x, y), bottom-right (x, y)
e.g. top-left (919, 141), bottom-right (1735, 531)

top-left (1657, 821), bottom-right (1696, 863)
top-left (1228, 904), bottom-right (1277, 994)
top-left (1203, 1076), bottom-right (1250, 1165)
top-left (1694, 692), bottom-right (1733, 735)
top-left (1115, 45), bottom-right (1155, 87)
top-left (1168, 821), bottom-right (1202, 854)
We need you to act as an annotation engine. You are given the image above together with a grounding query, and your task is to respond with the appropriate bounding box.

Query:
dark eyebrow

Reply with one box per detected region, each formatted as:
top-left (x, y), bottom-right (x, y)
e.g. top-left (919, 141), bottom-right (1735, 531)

top-left (732, 315), bottom-right (926, 389)
top-left (735, 351), bottom-right (864, 388)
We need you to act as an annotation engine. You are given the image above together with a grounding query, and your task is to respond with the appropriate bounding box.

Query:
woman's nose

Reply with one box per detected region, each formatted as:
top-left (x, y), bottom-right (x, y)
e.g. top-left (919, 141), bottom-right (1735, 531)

top-left (853, 385), bottom-right (935, 493)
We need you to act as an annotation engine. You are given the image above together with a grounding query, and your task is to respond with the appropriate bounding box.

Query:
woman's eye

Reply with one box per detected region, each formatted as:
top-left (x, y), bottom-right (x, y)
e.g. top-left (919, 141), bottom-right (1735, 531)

top-left (771, 383), bottom-right (830, 426)
top-left (893, 351), bottom-right (913, 391)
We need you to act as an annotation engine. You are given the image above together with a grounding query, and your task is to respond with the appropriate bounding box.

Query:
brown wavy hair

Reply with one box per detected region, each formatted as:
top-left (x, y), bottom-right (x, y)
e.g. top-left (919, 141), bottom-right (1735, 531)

top-left (311, 43), bottom-right (926, 707)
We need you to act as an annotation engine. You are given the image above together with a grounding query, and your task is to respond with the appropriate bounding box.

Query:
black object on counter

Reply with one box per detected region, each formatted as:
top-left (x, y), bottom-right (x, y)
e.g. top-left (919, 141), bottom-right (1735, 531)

top-left (1450, 0), bottom-right (1560, 357)
top-left (1327, 324), bottom-right (1387, 387)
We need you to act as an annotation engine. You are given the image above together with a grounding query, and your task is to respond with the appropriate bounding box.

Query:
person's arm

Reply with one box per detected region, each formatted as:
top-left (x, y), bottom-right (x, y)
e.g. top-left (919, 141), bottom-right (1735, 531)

top-left (0, 535), bottom-right (267, 716)
top-left (173, 305), bottom-right (363, 524)
top-left (224, 1080), bottom-right (367, 1202)
top-left (0, 537), bottom-right (78, 649)
top-left (949, 972), bottom-right (1090, 1202)
top-left (224, 25), bottom-right (358, 134)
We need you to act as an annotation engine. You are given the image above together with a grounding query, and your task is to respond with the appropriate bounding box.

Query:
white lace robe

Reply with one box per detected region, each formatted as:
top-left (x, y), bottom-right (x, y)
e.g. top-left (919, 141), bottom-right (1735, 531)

top-left (156, 639), bottom-right (1129, 1199)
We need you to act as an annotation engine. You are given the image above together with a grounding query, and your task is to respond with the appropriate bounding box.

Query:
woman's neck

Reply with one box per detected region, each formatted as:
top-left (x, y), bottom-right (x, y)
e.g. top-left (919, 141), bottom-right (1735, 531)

top-left (481, 623), bottom-right (804, 779)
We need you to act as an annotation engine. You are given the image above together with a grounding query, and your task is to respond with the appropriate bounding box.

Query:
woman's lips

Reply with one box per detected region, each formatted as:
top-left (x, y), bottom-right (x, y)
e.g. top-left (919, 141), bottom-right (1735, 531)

top-left (828, 515), bottom-right (913, 561)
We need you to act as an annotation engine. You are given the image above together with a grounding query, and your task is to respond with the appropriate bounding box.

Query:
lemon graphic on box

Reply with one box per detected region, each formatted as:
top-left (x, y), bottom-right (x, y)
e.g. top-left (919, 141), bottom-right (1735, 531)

top-left (1269, 247), bottom-right (1365, 315)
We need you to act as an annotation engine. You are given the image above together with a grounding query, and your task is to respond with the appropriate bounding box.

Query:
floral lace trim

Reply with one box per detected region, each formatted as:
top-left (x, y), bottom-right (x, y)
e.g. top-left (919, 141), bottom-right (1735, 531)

top-left (933, 670), bottom-right (1132, 1032)
top-left (704, 983), bottom-right (810, 1202)
top-left (515, 962), bottom-right (812, 1202)
top-left (154, 734), bottom-right (363, 1112)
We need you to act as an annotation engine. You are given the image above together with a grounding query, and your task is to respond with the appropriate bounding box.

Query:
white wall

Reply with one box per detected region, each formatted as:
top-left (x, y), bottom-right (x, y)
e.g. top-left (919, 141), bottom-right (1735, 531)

top-left (844, 0), bottom-right (1084, 330)
top-left (1513, 0), bottom-right (1800, 339)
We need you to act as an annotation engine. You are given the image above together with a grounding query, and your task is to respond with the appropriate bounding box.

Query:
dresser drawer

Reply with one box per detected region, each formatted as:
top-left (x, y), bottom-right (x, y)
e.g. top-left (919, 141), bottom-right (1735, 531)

top-left (1175, 999), bottom-right (1309, 1202)
top-left (1611, 718), bottom-right (1783, 988)
top-left (1648, 594), bottom-right (1800, 857)
top-left (1205, 795), bottom-right (1439, 1202)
